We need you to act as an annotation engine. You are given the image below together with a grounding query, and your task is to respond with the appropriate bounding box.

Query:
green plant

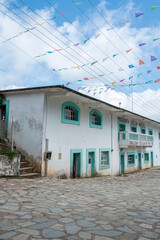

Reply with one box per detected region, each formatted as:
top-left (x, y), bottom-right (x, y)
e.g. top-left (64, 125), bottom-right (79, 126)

top-left (0, 94), bottom-right (6, 105)
top-left (0, 148), bottom-right (17, 163)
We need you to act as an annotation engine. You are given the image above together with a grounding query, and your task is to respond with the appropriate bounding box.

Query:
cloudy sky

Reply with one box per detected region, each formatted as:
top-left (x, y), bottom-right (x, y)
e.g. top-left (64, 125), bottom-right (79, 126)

top-left (0, 0), bottom-right (160, 121)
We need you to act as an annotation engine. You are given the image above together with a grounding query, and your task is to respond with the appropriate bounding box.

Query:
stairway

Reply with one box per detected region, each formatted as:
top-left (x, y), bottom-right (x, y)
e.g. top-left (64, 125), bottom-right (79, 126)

top-left (20, 156), bottom-right (41, 178)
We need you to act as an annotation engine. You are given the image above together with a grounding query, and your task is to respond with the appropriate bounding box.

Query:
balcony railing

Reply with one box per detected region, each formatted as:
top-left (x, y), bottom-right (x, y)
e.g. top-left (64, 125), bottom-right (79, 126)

top-left (119, 131), bottom-right (153, 148)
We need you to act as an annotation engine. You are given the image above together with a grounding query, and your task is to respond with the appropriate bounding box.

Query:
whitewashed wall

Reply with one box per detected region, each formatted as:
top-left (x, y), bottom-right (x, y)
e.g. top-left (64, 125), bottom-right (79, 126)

top-left (6, 92), bottom-right (44, 171)
top-left (44, 95), bottom-right (112, 177)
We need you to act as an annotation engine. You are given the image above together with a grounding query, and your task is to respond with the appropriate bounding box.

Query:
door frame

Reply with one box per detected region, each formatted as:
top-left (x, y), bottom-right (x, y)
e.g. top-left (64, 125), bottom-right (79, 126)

top-left (70, 149), bottom-right (83, 178)
top-left (137, 151), bottom-right (142, 170)
top-left (150, 151), bottom-right (153, 167)
top-left (119, 152), bottom-right (125, 174)
top-left (86, 148), bottom-right (96, 177)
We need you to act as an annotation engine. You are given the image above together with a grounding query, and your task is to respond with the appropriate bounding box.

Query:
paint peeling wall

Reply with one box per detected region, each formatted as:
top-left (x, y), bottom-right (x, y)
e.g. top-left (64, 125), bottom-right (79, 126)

top-left (5, 92), bottom-right (44, 171)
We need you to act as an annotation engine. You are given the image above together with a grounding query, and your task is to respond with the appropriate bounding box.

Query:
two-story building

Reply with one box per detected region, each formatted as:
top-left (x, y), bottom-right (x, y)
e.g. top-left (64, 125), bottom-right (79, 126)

top-left (0, 85), bottom-right (160, 177)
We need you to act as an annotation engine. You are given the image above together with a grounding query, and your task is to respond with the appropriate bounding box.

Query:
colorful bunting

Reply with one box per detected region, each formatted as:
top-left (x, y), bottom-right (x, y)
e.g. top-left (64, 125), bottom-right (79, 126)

top-left (113, 53), bottom-right (119, 57)
top-left (151, 6), bottom-right (159, 10)
top-left (120, 79), bottom-right (125, 82)
top-left (84, 38), bottom-right (90, 44)
top-left (135, 13), bottom-right (144, 17)
top-left (139, 59), bottom-right (145, 65)
top-left (129, 76), bottom-right (133, 80)
top-left (121, 21), bottom-right (129, 24)
top-left (126, 49), bottom-right (133, 53)
top-left (91, 61), bottom-right (98, 66)
top-left (84, 78), bottom-right (89, 80)
top-left (153, 38), bottom-right (160, 41)
top-left (155, 79), bottom-right (160, 83)
top-left (139, 43), bottom-right (146, 47)
top-left (138, 73), bottom-right (142, 78)
top-left (60, 10), bottom-right (69, 16)
top-left (129, 64), bottom-right (134, 68)
top-left (156, 66), bottom-right (160, 70)
top-left (112, 82), bottom-right (116, 85)
top-left (151, 55), bottom-right (157, 61)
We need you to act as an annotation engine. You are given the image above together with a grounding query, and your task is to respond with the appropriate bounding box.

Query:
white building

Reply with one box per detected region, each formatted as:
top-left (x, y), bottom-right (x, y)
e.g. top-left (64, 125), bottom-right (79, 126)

top-left (0, 85), bottom-right (160, 178)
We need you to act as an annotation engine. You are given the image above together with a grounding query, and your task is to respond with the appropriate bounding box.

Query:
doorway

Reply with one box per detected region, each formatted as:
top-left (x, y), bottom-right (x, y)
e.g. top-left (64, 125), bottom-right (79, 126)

top-left (138, 152), bottom-right (142, 170)
top-left (151, 151), bottom-right (154, 167)
top-left (70, 149), bottom-right (82, 178)
top-left (86, 149), bottom-right (96, 177)
top-left (120, 152), bottom-right (125, 174)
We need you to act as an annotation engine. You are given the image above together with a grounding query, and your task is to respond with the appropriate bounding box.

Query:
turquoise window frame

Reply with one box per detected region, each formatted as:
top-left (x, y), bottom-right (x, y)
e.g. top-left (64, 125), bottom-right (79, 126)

top-left (127, 152), bottom-right (135, 167)
top-left (70, 149), bottom-right (83, 177)
top-left (140, 126), bottom-right (146, 134)
top-left (89, 109), bottom-right (103, 129)
top-left (1, 100), bottom-right (10, 133)
top-left (130, 124), bottom-right (137, 133)
top-left (148, 129), bottom-right (153, 135)
top-left (99, 148), bottom-right (110, 169)
top-left (118, 121), bottom-right (126, 140)
top-left (61, 101), bottom-right (80, 125)
top-left (86, 148), bottom-right (96, 176)
top-left (144, 152), bottom-right (149, 164)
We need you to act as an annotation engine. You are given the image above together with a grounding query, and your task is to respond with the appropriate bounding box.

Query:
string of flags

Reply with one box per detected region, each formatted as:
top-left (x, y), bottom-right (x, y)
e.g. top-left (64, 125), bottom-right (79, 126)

top-left (70, 78), bottom-right (160, 95)
top-left (0, 27), bottom-right (37, 44)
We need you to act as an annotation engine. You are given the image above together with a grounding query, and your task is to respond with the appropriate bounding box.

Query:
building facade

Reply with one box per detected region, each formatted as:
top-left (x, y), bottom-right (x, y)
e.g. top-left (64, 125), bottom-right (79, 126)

top-left (0, 85), bottom-right (160, 178)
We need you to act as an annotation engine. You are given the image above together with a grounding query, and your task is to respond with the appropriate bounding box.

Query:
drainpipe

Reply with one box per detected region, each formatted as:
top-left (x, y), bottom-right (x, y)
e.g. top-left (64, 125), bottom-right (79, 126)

top-left (110, 112), bottom-right (114, 176)
top-left (45, 139), bottom-right (49, 177)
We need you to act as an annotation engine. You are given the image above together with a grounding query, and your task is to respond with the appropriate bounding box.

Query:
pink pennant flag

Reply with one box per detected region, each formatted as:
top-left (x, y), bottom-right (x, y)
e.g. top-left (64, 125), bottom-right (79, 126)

top-left (84, 78), bottom-right (89, 80)
top-left (60, 10), bottom-right (69, 16)
top-left (126, 49), bottom-right (133, 53)
top-left (155, 79), bottom-right (160, 83)
top-left (156, 66), bottom-right (160, 70)
top-left (120, 79), bottom-right (125, 82)
top-left (121, 21), bottom-right (129, 24)
top-left (78, 87), bottom-right (81, 91)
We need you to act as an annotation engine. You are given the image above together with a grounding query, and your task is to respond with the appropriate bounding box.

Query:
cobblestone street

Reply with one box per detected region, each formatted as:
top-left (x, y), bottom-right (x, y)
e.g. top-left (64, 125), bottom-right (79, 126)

top-left (0, 168), bottom-right (160, 240)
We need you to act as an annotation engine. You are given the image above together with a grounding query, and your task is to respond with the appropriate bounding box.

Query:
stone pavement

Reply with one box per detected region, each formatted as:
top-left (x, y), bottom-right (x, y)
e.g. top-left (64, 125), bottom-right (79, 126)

top-left (0, 168), bottom-right (160, 240)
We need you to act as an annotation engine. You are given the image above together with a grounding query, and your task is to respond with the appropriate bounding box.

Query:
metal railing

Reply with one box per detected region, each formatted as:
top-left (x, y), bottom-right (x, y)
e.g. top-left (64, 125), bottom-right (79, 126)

top-left (119, 131), bottom-right (153, 142)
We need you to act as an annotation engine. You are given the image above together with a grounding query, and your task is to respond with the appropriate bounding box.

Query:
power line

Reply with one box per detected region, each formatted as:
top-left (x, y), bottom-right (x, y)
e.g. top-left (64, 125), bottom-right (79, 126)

top-left (1, 1), bottom-right (159, 116)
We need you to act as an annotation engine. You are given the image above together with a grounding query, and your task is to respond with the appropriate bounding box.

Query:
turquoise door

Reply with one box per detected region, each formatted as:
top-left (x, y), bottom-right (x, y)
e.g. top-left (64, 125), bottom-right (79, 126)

top-left (73, 153), bottom-right (81, 178)
top-left (151, 152), bottom-right (153, 167)
top-left (138, 152), bottom-right (142, 169)
top-left (91, 152), bottom-right (95, 176)
top-left (120, 154), bottom-right (125, 174)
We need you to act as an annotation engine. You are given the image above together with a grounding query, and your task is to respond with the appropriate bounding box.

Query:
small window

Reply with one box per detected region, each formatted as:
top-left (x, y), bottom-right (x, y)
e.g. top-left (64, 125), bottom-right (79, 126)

top-left (148, 129), bottom-right (153, 136)
top-left (127, 153), bottom-right (135, 166)
top-left (140, 127), bottom-right (146, 134)
top-left (130, 124), bottom-right (137, 133)
top-left (62, 101), bottom-right (80, 125)
top-left (99, 149), bottom-right (110, 169)
top-left (144, 153), bottom-right (149, 163)
top-left (90, 109), bottom-right (102, 129)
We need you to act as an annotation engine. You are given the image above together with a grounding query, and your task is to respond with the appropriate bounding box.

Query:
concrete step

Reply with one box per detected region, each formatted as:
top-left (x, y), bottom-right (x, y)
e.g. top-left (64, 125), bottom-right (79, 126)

top-left (20, 167), bottom-right (35, 174)
top-left (20, 161), bottom-right (30, 167)
top-left (20, 172), bottom-right (41, 178)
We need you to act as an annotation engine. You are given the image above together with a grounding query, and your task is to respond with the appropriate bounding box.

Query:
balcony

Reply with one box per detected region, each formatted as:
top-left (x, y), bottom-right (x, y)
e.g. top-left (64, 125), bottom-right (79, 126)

top-left (119, 131), bottom-right (153, 148)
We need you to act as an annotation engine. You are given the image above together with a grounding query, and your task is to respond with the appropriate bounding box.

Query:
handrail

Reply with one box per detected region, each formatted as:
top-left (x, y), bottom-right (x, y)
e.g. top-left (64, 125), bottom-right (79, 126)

top-left (119, 131), bottom-right (153, 142)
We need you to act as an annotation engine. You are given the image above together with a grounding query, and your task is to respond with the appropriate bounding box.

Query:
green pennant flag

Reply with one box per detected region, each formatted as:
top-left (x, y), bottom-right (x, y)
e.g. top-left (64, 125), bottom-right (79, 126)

top-left (138, 73), bottom-right (142, 78)
top-left (91, 61), bottom-right (98, 66)
top-left (99, 91), bottom-right (102, 94)
top-left (153, 38), bottom-right (160, 41)
top-left (84, 38), bottom-right (90, 44)
top-left (151, 6), bottom-right (159, 10)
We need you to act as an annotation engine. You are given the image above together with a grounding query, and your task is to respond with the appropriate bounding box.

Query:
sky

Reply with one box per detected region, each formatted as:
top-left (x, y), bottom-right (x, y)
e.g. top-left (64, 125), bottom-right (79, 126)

top-left (0, 0), bottom-right (160, 120)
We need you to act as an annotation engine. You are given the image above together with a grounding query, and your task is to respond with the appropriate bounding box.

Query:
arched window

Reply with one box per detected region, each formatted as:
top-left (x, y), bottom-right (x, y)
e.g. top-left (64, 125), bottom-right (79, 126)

top-left (62, 101), bottom-right (80, 125)
top-left (90, 109), bottom-right (103, 129)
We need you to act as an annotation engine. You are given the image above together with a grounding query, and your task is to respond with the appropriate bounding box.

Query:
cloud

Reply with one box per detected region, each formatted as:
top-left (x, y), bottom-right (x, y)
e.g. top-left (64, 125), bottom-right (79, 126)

top-left (0, 0), bottom-right (159, 120)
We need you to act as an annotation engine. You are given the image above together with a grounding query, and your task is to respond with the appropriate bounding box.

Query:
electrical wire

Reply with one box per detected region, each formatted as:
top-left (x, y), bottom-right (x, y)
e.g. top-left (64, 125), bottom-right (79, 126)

top-left (1, 1), bottom-right (159, 116)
